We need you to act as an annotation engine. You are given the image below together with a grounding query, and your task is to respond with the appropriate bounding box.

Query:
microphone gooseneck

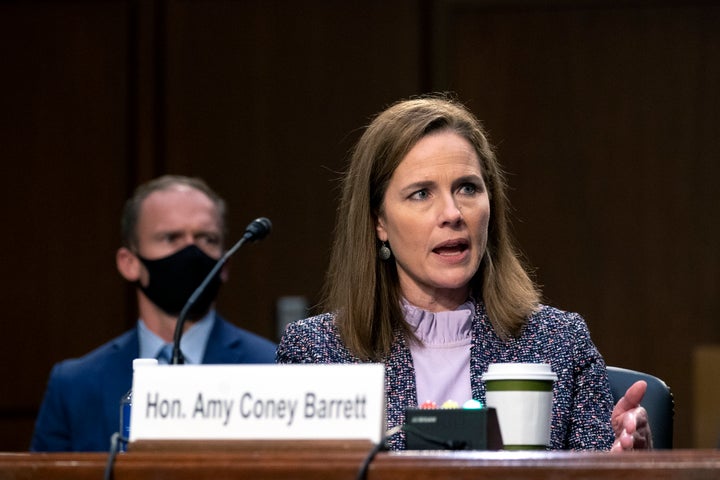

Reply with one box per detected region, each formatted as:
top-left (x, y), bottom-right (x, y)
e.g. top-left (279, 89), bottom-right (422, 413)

top-left (170, 217), bottom-right (272, 364)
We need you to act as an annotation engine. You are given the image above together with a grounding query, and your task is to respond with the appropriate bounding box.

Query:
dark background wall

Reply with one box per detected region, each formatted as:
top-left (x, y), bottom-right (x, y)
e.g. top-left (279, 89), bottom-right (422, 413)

top-left (1, 0), bottom-right (718, 450)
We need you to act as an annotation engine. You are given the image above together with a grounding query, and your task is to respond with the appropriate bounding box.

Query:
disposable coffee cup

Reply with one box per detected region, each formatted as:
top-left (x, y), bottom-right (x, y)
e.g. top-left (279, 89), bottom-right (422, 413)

top-left (482, 363), bottom-right (557, 450)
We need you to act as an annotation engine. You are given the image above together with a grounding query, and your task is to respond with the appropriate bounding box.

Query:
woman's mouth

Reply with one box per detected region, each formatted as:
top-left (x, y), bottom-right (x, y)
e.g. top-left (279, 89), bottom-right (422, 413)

top-left (432, 239), bottom-right (469, 256)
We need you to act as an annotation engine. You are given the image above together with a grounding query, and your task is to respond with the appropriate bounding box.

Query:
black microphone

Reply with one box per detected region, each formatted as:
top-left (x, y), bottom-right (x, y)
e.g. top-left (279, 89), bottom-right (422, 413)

top-left (170, 217), bottom-right (272, 364)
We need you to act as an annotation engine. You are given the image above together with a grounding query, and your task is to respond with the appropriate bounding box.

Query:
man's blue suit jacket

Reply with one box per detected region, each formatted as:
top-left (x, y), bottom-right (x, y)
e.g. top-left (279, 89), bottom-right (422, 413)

top-left (30, 314), bottom-right (276, 452)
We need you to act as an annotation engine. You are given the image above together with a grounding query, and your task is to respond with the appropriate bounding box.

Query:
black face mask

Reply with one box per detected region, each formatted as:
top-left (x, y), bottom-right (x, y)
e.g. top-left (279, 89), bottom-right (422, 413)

top-left (136, 244), bottom-right (222, 319)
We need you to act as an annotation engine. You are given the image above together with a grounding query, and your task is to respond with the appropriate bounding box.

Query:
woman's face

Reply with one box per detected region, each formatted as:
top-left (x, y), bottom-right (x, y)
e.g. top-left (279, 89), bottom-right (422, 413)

top-left (376, 130), bottom-right (490, 311)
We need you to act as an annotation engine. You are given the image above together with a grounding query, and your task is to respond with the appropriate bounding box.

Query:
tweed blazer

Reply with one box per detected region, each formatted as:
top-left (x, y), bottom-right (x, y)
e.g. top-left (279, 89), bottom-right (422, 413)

top-left (276, 302), bottom-right (615, 450)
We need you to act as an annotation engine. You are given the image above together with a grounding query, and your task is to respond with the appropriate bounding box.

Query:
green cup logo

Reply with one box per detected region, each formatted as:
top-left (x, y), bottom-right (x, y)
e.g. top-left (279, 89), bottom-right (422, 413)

top-left (482, 363), bottom-right (557, 450)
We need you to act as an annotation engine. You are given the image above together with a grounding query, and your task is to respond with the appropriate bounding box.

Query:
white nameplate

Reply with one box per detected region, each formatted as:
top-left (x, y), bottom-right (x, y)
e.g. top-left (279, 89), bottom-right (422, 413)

top-left (129, 363), bottom-right (385, 444)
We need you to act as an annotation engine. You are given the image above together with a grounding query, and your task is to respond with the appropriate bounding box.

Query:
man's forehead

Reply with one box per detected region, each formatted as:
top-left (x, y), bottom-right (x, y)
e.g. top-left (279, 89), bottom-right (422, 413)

top-left (138, 187), bottom-right (221, 231)
top-left (144, 184), bottom-right (209, 202)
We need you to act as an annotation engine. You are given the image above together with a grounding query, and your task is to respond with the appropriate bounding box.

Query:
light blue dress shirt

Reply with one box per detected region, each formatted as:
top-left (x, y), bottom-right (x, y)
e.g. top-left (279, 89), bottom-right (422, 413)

top-left (137, 310), bottom-right (215, 364)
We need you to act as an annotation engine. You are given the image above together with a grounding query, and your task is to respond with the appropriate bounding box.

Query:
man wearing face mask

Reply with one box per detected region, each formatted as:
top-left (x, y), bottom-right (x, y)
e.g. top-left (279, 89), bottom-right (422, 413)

top-left (30, 175), bottom-right (277, 452)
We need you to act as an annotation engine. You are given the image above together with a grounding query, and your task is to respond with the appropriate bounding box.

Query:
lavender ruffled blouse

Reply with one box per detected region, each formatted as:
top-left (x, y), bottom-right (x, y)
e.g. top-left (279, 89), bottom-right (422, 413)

top-left (403, 299), bottom-right (475, 406)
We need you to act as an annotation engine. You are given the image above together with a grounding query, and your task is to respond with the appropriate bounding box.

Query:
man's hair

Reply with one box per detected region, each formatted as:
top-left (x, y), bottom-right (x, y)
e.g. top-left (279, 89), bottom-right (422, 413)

top-left (120, 175), bottom-right (227, 250)
top-left (323, 94), bottom-right (540, 361)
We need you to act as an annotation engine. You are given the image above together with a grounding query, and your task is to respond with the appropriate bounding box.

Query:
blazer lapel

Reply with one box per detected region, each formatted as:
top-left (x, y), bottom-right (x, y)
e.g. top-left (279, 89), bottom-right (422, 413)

top-left (384, 332), bottom-right (416, 443)
top-left (202, 314), bottom-right (242, 364)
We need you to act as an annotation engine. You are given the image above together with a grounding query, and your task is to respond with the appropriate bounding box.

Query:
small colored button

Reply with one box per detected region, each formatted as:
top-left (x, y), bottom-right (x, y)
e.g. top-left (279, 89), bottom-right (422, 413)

top-left (463, 399), bottom-right (483, 409)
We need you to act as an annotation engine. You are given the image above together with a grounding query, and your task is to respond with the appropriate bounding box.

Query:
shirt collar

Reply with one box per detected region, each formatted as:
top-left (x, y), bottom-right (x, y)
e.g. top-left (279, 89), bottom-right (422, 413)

top-left (138, 310), bottom-right (215, 364)
top-left (402, 298), bottom-right (475, 344)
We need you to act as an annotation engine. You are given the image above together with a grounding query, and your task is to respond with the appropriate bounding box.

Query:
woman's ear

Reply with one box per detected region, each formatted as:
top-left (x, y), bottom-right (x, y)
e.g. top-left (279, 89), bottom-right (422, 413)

top-left (116, 247), bottom-right (141, 282)
top-left (375, 215), bottom-right (388, 242)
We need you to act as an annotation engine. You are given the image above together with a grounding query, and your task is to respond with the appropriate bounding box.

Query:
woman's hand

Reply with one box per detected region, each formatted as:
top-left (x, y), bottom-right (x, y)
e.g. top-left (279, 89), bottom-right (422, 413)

top-left (610, 380), bottom-right (653, 451)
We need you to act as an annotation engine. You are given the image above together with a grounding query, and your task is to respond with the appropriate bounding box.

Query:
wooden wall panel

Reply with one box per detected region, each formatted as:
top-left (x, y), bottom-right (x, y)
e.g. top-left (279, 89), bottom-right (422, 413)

top-left (159, 0), bottom-right (423, 341)
top-left (0, 2), bottom-right (135, 450)
top-left (432, 0), bottom-right (720, 447)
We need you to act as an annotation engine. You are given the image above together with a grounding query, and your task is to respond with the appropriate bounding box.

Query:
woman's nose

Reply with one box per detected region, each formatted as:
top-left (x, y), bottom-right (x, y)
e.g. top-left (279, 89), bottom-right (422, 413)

top-left (439, 194), bottom-right (463, 226)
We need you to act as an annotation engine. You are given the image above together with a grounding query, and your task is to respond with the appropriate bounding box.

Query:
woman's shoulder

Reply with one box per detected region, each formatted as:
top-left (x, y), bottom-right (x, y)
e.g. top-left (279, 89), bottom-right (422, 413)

top-left (281, 312), bottom-right (338, 343)
top-left (287, 312), bottom-right (337, 331)
top-left (528, 304), bottom-right (591, 335)
top-left (277, 312), bottom-right (357, 363)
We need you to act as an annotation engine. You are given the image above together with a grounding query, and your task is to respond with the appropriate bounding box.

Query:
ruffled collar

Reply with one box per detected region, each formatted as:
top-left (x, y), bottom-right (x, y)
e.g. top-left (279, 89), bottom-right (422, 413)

top-left (402, 298), bottom-right (475, 345)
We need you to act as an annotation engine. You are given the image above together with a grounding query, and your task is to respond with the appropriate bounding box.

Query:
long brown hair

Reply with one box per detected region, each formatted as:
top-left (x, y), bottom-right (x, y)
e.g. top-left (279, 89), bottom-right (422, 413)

top-left (323, 94), bottom-right (540, 361)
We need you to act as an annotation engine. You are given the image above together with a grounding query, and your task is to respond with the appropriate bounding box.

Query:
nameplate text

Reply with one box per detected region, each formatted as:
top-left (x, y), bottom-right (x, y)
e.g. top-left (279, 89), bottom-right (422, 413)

top-left (129, 364), bottom-right (385, 443)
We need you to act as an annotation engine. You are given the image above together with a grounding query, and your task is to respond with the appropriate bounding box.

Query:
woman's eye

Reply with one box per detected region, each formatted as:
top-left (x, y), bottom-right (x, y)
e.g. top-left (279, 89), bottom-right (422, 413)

top-left (459, 183), bottom-right (479, 195)
top-left (458, 182), bottom-right (485, 195)
top-left (410, 189), bottom-right (429, 200)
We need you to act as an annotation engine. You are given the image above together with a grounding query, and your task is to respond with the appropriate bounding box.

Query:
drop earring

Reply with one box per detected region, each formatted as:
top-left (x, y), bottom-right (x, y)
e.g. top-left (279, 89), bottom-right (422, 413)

top-left (378, 241), bottom-right (392, 261)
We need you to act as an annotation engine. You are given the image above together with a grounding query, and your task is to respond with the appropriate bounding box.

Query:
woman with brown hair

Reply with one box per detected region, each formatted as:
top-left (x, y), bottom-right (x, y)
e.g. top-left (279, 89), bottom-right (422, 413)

top-left (277, 94), bottom-right (650, 451)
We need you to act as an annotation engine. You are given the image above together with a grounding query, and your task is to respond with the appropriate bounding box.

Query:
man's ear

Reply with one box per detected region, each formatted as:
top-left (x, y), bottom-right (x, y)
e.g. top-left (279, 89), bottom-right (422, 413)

top-left (116, 247), bottom-right (141, 282)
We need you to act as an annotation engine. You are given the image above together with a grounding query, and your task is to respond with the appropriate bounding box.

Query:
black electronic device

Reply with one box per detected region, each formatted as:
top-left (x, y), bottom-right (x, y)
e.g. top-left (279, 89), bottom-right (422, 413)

top-left (404, 407), bottom-right (503, 450)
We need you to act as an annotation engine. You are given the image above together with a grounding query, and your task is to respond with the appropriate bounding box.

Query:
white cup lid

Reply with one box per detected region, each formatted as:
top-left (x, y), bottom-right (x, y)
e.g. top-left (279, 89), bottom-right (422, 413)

top-left (481, 362), bottom-right (558, 381)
